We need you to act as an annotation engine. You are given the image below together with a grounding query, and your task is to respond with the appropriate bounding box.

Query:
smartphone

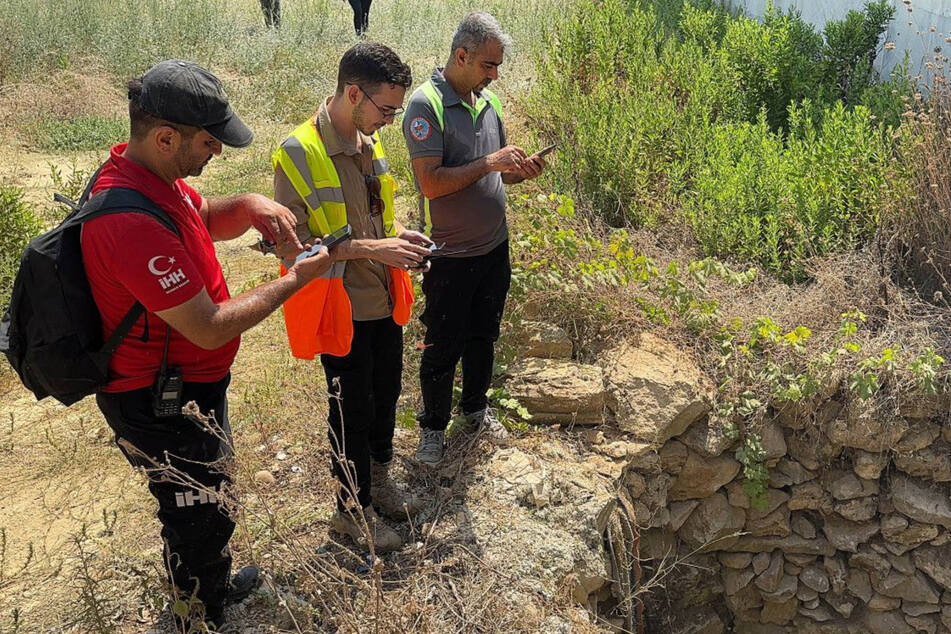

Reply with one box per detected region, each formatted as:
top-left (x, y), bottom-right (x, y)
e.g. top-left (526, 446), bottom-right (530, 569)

top-left (424, 242), bottom-right (446, 261)
top-left (408, 242), bottom-right (445, 271)
top-left (319, 224), bottom-right (353, 251)
top-left (427, 245), bottom-right (469, 261)
top-left (284, 224), bottom-right (352, 267)
top-left (536, 143), bottom-right (557, 158)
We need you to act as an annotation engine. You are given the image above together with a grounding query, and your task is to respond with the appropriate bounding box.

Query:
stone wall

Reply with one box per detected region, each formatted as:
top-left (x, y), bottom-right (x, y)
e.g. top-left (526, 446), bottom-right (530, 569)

top-left (631, 396), bottom-right (951, 634)
top-left (505, 328), bottom-right (951, 633)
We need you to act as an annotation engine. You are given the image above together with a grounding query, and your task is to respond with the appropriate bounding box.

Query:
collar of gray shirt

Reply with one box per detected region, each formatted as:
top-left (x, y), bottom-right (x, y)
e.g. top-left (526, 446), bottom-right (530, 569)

top-left (429, 67), bottom-right (494, 109)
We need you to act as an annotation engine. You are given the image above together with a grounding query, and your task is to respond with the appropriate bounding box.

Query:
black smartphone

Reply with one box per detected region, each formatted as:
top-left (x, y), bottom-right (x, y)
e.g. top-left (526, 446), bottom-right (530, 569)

top-left (284, 224), bottom-right (353, 267)
top-left (408, 242), bottom-right (446, 270)
top-left (424, 242), bottom-right (446, 261)
top-left (319, 224), bottom-right (353, 251)
top-left (536, 143), bottom-right (557, 158)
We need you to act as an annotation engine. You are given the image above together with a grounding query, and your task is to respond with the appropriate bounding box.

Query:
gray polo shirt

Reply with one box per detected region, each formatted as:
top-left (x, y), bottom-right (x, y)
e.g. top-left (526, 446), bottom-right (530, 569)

top-left (402, 68), bottom-right (508, 257)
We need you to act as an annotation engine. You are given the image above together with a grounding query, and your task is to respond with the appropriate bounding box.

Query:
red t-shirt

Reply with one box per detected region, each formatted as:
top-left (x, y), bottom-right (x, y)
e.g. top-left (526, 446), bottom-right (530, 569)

top-left (81, 143), bottom-right (239, 392)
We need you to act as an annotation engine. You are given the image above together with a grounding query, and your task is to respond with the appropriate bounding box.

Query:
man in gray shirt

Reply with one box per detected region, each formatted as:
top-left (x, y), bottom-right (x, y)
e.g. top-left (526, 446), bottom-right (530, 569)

top-left (402, 11), bottom-right (546, 465)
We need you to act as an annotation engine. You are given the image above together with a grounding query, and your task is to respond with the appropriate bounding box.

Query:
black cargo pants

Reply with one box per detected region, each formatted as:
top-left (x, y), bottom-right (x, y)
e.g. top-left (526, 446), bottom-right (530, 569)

top-left (95, 375), bottom-right (235, 623)
top-left (418, 240), bottom-right (511, 431)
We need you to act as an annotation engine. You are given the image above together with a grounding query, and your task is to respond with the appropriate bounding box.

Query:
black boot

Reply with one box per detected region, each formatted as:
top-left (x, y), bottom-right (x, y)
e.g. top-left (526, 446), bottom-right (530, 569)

top-left (225, 565), bottom-right (261, 604)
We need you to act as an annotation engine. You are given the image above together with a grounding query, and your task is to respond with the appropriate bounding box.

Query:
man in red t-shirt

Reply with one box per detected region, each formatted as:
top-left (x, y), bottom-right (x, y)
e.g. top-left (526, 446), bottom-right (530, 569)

top-left (81, 59), bottom-right (332, 632)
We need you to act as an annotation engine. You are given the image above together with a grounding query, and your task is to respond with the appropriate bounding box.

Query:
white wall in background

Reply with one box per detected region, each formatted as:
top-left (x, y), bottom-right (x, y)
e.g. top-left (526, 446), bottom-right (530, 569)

top-left (732, 0), bottom-right (951, 79)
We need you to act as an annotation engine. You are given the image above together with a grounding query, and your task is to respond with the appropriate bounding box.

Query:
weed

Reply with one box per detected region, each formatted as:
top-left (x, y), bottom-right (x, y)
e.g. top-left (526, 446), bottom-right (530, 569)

top-left (72, 528), bottom-right (116, 633)
top-left (26, 114), bottom-right (126, 152)
top-left (396, 408), bottom-right (417, 430)
top-left (0, 527), bottom-right (34, 587)
top-left (527, 0), bottom-right (907, 276)
top-left (910, 348), bottom-right (946, 395)
top-left (0, 186), bottom-right (42, 308)
top-left (49, 160), bottom-right (92, 207)
top-left (884, 72), bottom-right (951, 307)
top-left (734, 433), bottom-right (769, 509)
top-left (3, 608), bottom-right (23, 633)
top-left (1, 414), bottom-right (12, 453)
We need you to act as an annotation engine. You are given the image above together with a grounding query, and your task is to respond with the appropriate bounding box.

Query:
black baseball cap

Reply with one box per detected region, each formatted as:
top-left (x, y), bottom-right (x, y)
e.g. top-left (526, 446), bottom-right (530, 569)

top-left (138, 59), bottom-right (253, 148)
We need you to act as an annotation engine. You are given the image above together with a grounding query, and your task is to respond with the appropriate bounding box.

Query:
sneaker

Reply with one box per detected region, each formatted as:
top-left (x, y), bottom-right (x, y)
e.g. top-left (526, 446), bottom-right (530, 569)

top-left (225, 565), bottom-right (261, 605)
top-left (465, 408), bottom-right (508, 442)
top-left (371, 461), bottom-right (427, 520)
top-left (414, 428), bottom-right (445, 466)
top-left (330, 505), bottom-right (403, 554)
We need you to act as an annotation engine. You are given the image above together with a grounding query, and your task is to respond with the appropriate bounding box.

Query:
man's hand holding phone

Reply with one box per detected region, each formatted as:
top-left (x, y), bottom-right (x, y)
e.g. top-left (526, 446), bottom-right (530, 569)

top-left (367, 237), bottom-right (432, 270)
top-left (284, 224), bottom-right (352, 269)
top-left (519, 143), bottom-right (555, 180)
top-left (290, 243), bottom-right (333, 282)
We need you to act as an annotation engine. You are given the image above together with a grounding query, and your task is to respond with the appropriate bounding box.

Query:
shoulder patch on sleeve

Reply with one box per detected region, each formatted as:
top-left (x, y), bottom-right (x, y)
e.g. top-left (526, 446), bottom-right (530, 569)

top-left (409, 117), bottom-right (432, 142)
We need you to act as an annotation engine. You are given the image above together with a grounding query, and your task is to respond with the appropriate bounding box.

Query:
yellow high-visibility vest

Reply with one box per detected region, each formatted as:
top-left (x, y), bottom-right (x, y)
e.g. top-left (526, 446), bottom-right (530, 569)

top-left (272, 119), bottom-right (413, 359)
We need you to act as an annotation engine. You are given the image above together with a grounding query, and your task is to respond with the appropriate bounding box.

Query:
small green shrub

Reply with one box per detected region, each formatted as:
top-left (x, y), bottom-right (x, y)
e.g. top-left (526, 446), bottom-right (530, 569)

top-left (684, 102), bottom-right (894, 279)
top-left (26, 115), bottom-right (126, 152)
top-left (0, 187), bottom-right (43, 308)
top-left (528, 0), bottom-right (906, 277)
top-left (821, 0), bottom-right (895, 105)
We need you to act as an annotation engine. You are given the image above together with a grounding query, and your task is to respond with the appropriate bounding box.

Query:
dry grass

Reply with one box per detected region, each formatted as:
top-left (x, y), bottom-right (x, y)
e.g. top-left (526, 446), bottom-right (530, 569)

top-left (883, 78), bottom-right (951, 309)
top-left (0, 68), bottom-right (126, 134)
top-left (505, 188), bottom-right (950, 440)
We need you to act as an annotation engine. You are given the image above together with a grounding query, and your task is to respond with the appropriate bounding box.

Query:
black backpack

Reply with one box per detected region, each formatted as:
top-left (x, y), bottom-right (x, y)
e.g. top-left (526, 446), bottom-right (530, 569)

top-left (0, 167), bottom-right (180, 405)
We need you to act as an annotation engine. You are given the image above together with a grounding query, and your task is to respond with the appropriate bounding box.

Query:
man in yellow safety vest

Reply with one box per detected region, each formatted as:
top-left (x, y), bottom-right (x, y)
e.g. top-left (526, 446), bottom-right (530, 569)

top-left (272, 42), bottom-right (431, 553)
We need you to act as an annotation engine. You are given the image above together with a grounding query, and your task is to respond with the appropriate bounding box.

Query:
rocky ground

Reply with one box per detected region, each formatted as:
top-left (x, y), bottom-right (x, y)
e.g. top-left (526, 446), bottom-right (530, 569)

top-left (503, 318), bottom-right (951, 633)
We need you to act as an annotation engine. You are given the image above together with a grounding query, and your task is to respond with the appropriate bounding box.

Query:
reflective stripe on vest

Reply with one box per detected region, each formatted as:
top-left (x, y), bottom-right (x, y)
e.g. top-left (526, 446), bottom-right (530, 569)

top-left (272, 120), bottom-right (413, 359)
top-left (413, 79), bottom-right (503, 236)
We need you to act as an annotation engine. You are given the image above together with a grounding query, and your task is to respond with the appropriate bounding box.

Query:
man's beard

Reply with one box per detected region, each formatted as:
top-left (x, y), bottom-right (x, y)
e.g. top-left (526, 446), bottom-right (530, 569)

top-left (178, 149), bottom-right (211, 178)
top-left (189, 157), bottom-right (211, 177)
top-left (353, 104), bottom-right (378, 135)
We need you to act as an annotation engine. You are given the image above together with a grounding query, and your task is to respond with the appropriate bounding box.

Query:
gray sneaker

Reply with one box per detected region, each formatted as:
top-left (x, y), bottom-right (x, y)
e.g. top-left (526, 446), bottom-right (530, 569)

top-left (415, 428), bottom-right (445, 466)
top-left (465, 408), bottom-right (509, 442)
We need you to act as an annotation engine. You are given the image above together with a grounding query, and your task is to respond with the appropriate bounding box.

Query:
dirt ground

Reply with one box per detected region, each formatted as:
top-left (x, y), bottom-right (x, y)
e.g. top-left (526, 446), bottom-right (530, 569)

top-left (0, 71), bottom-right (330, 632)
top-left (0, 70), bottom-right (501, 633)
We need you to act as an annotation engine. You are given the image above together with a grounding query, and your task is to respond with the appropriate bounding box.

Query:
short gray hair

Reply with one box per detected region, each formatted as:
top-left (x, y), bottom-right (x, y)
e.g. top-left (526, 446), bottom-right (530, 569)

top-left (450, 12), bottom-right (512, 56)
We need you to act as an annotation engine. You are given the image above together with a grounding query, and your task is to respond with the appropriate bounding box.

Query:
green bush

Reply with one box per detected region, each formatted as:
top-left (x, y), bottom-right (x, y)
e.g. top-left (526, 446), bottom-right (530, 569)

top-left (684, 102), bottom-right (893, 279)
top-left (0, 187), bottom-right (42, 308)
top-left (718, 8), bottom-right (825, 130)
top-left (527, 0), bottom-right (907, 277)
top-left (821, 0), bottom-right (895, 105)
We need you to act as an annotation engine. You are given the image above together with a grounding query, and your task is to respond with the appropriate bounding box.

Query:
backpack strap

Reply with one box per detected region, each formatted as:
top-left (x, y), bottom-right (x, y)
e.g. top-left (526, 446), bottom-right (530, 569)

top-left (77, 187), bottom-right (181, 237)
top-left (53, 162), bottom-right (109, 216)
top-left (75, 187), bottom-right (183, 356)
top-left (100, 301), bottom-right (146, 357)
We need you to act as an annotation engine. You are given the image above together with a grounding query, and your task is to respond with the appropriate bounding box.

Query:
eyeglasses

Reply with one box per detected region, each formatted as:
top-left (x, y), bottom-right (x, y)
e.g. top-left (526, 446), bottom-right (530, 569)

top-left (350, 83), bottom-right (404, 118)
top-left (365, 174), bottom-right (383, 216)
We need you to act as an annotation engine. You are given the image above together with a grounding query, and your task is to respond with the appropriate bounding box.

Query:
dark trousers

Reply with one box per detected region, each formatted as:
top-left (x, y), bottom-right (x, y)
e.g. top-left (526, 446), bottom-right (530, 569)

top-left (260, 0), bottom-right (281, 27)
top-left (321, 317), bottom-right (402, 511)
top-left (348, 0), bottom-right (372, 35)
top-left (419, 241), bottom-right (511, 431)
top-left (95, 376), bottom-right (235, 622)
